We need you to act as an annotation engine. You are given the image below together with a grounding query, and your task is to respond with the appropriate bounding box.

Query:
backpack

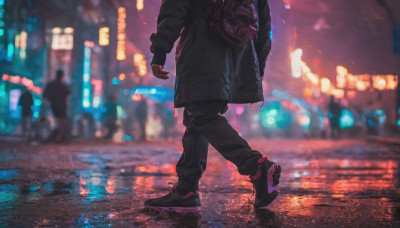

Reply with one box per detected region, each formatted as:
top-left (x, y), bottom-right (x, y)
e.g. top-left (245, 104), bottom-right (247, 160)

top-left (205, 0), bottom-right (259, 46)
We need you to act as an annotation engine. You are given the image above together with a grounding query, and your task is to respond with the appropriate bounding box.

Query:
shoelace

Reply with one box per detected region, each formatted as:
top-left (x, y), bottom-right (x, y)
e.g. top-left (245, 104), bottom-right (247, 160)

top-left (245, 179), bottom-right (256, 197)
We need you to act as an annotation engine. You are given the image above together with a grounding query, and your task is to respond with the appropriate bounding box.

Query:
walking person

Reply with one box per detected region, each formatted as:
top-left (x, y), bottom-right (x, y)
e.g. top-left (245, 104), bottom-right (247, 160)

top-left (103, 96), bottom-right (118, 139)
top-left (135, 98), bottom-right (148, 141)
top-left (145, 0), bottom-right (281, 213)
top-left (43, 69), bottom-right (70, 143)
top-left (328, 95), bottom-right (342, 139)
top-left (18, 88), bottom-right (34, 140)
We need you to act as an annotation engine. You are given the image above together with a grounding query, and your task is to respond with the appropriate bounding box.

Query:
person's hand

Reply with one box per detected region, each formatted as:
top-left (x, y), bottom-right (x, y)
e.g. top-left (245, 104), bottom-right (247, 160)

top-left (151, 64), bottom-right (169, 80)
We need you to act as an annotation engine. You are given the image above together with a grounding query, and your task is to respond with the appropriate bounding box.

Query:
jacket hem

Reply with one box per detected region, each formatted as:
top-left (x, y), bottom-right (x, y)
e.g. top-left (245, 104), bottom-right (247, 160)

top-left (174, 94), bottom-right (264, 108)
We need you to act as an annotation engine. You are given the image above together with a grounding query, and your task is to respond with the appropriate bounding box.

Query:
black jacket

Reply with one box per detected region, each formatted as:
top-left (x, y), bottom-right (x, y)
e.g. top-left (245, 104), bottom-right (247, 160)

top-left (43, 80), bottom-right (70, 111)
top-left (151, 0), bottom-right (272, 108)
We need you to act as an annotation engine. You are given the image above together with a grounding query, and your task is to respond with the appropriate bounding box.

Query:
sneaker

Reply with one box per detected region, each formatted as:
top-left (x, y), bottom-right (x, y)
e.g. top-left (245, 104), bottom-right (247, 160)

top-left (144, 185), bottom-right (201, 214)
top-left (250, 157), bottom-right (281, 208)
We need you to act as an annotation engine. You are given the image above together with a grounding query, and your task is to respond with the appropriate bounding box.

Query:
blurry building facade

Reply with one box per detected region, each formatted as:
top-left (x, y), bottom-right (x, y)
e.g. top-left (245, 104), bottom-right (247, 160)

top-left (0, 0), bottom-right (151, 134)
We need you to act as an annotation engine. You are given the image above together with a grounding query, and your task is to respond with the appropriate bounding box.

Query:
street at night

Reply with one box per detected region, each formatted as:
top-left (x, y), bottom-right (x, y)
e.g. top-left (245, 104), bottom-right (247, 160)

top-left (1, 139), bottom-right (399, 227)
top-left (1, 0), bottom-right (400, 227)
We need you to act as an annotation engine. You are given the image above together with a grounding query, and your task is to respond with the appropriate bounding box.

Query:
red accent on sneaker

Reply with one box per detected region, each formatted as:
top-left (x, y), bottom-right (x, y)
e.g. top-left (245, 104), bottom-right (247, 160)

top-left (258, 157), bottom-right (269, 164)
top-left (182, 192), bottom-right (195, 199)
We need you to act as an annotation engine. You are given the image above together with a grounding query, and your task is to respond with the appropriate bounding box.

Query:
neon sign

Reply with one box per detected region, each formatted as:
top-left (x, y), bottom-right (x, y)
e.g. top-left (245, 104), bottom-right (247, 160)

top-left (82, 41), bottom-right (93, 108)
top-left (117, 7), bottom-right (126, 60)
top-left (134, 53), bottom-right (147, 76)
top-left (99, 27), bottom-right (109, 46)
top-left (2, 74), bottom-right (42, 94)
top-left (137, 0), bottom-right (144, 11)
top-left (51, 27), bottom-right (74, 50)
top-left (91, 79), bottom-right (103, 108)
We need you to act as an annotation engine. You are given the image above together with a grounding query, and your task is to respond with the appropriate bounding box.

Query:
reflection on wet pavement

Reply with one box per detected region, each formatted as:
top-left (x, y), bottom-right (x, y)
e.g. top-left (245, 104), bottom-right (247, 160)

top-left (0, 140), bottom-right (400, 227)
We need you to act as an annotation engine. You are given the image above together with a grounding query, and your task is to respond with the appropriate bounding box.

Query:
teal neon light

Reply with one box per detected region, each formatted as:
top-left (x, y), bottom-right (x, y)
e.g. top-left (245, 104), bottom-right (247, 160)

top-left (7, 43), bottom-right (13, 60)
top-left (82, 44), bottom-right (92, 108)
top-left (340, 109), bottom-right (354, 129)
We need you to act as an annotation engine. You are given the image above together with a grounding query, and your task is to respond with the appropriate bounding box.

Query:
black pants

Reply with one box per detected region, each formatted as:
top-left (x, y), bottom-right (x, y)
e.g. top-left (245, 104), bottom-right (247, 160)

top-left (175, 101), bottom-right (262, 194)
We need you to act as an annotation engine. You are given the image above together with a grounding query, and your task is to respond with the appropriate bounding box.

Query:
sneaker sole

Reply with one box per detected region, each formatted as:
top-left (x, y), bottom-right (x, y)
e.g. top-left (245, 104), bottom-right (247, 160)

top-left (255, 163), bottom-right (281, 208)
top-left (145, 205), bottom-right (201, 214)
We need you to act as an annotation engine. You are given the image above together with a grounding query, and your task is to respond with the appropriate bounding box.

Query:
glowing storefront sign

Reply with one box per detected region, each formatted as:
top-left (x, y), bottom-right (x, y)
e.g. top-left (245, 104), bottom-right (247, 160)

top-left (15, 35), bottom-right (20, 48)
top-left (7, 43), bottom-right (14, 60)
top-left (2, 74), bottom-right (42, 94)
top-left (347, 90), bottom-right (356, 99)
top-left (99, 27), bottom-right (109, 46)
top-left (82, 42), bottom-right (93, 108)
top-left (291, 49), bottom-right (303, 78)
top-left (51, 27), bottom-right (74, 50)
top-left (335, 65), bottom-right (397, 91)
top-left (137, 0), bottom-right (144, 11)
top-left (117, 7), bottom-right (127, 60)
top-left (0, 0), bottom-right (4, 40)
top-left (373, 76), bottom-right (387, 90)
top-left (336, 66), bottom-right (347, 89)
top-left (330, 88), bottom-right (344, 99)
top-left (19, 31), bottom-right (27, 59)
top-left (355, 74), bottom-right (370, 91)
top-left (134, 53), bottom-right (147, 76)
top-left (321, 78), bottom-right (330, 93)
top-left (387, 75), bottom-right (397, 90)
top-left (91, 79), bottom-right (103, 108)
top-left (9, 89), bottom-right (21, 112)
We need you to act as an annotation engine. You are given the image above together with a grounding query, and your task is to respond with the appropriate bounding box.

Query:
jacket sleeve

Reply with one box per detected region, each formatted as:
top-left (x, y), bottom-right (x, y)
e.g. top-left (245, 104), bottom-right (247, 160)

top-left (255, 0), bottom-right (272, 77)
top-left (150, 0), bottom-right (191, 65)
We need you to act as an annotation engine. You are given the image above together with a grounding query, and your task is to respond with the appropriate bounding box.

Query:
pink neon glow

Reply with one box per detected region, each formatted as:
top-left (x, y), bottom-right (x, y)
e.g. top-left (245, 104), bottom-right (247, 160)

top-left (236, 106), bottom-right (245, 115)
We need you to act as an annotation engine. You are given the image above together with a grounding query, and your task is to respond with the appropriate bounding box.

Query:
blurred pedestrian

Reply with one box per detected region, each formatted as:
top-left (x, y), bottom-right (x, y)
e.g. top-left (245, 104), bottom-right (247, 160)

top-left (135, 98), bottom-right (148, 141)
top-left (43, 69), bottom-right (70, 143)
top-left (103, 96), bottom-right (118, 139)
top-left (146, 0), bottom-right (281, 213)
top-left (328, 95), bottom-right (342, 139)
top-left (155, 102), bottom-right (176, 139)
top-left (18, 87), bottom-right (34, 139)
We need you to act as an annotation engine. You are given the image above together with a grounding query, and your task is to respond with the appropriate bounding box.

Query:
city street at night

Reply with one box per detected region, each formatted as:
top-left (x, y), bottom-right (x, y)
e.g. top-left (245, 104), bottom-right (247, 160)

top-left (1, 139), bottom-right (400, 227)
top-left (1, 0), bottom-right (400, 227)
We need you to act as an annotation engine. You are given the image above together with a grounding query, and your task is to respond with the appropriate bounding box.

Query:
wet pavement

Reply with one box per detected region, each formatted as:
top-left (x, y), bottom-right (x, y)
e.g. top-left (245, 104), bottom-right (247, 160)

top-left (1, 138), bottom-right (400, 227)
